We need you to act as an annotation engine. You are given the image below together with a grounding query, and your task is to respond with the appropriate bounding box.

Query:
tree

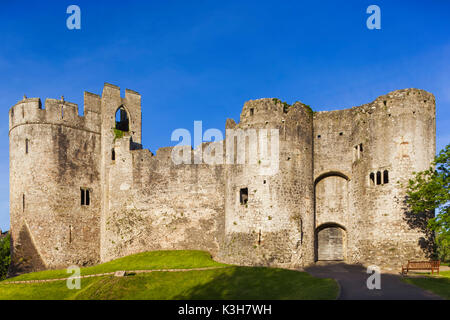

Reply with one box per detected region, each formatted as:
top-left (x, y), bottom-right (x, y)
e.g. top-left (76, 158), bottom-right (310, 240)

top-left (406, 144), bottom-right (450, 261)
top-left (0, 233), bottom-right (11, 280)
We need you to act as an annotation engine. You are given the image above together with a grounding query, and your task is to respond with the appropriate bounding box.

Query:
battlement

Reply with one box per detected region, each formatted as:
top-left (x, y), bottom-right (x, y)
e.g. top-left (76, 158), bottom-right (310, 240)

top-left (314, 88), bottom-right (435, 119)
top-left (239, 98), bottom-right (313, 127)
top-left (9, 94), bottom-right (102, 134)
top-left (101, 83), bottom-right (142, 108)
top-left (8, 83), bottom-right (143, 135)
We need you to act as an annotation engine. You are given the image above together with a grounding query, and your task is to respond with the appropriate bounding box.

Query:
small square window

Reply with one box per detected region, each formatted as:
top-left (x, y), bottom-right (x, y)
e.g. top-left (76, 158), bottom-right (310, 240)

top-left (240, 188), bottom-right (248, 205)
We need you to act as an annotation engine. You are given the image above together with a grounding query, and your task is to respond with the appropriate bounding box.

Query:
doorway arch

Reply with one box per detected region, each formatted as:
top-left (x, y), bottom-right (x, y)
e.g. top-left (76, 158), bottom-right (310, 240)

top-left (315, 223), bottom-right (346, 261)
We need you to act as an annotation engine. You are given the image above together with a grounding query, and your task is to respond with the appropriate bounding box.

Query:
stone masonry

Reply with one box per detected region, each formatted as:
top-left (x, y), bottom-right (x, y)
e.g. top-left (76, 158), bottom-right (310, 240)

top-left (8, 84), bottom-right (436, 274)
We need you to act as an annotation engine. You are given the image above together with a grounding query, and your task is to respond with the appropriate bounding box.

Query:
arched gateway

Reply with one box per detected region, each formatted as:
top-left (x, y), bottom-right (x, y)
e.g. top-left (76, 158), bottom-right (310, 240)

top-left (316, 224), bottom-right (346, 261)
top-left (314, 172), bottom-right (349, 261)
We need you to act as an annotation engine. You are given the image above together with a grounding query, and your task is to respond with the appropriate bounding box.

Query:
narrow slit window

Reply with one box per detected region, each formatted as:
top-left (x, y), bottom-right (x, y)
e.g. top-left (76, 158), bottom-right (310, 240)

top-left (359, 143), bottom-right (363, 152)
top-left (258, 230), bottom-right (261, 245)
top-left (25, 139), bottom-right (29, 154)
top-left (250, 108), bottom-right (254, 116)
top-left (370, 172), bottom-right (375, 185)
top-left (81, 188), bottom-right (85, 205)
top-left (111, 148), bottom-right (115, 161)
top-left (383, 170), bottom-right (389, 184)
top-left (81, 188), bottom-right (90, 206)
top-left (240, 188), bottom-right (248, 205)
top-left (376, 171), bottom-right (381, 185)
top-left (22, 194), bottom-right (25, 212)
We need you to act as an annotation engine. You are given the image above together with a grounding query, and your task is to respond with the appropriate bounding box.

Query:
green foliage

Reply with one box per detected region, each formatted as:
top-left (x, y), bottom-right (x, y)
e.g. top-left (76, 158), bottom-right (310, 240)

top-left (272, 98), bottom-right (291, 113)
top-left (113, 128), bottom-right (124, 141)
top-left (303, 104), bottom-right (315, 116)
top-left (406, 144), bottom-right (450, 261)
top-left (0, 234), bottom-right (11, 280)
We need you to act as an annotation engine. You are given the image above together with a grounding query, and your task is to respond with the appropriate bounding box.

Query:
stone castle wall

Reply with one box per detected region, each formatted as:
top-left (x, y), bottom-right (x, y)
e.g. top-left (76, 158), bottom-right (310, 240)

top-left (101, 141), bottom-right (225, 262)
top-left (8, 84), bottom-right (436, 273)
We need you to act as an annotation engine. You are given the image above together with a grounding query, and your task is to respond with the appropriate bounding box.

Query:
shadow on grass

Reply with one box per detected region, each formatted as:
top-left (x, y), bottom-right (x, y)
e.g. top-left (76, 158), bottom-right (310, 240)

top-left (172, 267), bottom-right (338, 300)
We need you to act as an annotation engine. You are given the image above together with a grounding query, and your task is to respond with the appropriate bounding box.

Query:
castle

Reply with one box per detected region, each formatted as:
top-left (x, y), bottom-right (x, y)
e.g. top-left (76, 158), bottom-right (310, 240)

top-left (9, 83), bottom-right (436, 274)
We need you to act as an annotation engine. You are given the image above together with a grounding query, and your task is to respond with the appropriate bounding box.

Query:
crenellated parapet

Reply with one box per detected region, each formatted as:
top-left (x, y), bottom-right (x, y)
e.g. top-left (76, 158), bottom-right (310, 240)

top-left (9, 92), bottom-right (102, 134)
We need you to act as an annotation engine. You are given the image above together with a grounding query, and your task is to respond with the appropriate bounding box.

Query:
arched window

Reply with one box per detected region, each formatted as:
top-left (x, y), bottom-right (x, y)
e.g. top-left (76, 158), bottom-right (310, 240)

top-left (115, 106), bottom-right (129, 131)
top-left (376, 171), bottom-right (381, 185)
top-left (111, 148), bottom-right (115, 161)
top-left (369, 172), bottom-right (375, 185)
top-left (383, 170), bottom-right (389, 184)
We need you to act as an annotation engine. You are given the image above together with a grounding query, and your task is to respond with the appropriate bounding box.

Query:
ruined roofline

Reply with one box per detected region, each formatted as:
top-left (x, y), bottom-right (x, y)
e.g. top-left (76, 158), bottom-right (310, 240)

top-left (103, 82), bottom-right (141, 97)
top-left (127, 141), bottom-right (224, 165)
top-left (313, 88), bottom-right (435, 115)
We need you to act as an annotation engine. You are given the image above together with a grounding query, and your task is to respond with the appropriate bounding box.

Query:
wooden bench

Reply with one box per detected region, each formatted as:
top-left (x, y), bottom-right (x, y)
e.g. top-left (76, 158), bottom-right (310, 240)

top-left (401, 260), bottom-right (440, 275)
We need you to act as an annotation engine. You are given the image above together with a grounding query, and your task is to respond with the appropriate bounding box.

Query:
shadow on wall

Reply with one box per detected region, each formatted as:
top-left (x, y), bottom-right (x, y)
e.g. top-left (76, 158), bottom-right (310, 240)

top-left (401, 197), bottom-right (436, 259)
top-left (8, 224), bottom-right (46, 277)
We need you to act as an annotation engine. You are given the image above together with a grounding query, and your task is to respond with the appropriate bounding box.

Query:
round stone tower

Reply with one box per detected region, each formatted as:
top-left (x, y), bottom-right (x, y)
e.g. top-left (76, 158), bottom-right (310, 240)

top-left (218, 98), bottom-right (315, 268)
top-left (9, 95), bottom-right (102, 274)
top-left (352, 89), bottom-right (436, 267)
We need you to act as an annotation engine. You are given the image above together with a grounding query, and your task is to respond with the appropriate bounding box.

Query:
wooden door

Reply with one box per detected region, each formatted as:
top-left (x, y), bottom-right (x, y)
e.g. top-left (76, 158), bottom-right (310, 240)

top-left (317, 227), bottom-right (343, 261)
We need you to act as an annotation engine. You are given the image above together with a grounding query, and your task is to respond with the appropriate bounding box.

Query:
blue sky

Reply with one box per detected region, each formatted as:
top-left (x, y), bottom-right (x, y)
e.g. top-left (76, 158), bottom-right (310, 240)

top-left (0, 0), bottom-right (449, 231)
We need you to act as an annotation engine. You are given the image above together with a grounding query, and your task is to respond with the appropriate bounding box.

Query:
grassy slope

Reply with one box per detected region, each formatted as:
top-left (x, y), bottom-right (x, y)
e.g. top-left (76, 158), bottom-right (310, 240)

top-left (4, 250), bottom-right (225, 282)
top-left (0, 250), bottom-right (338, 300)
top-left (403, 270), bottom-right (450, 300)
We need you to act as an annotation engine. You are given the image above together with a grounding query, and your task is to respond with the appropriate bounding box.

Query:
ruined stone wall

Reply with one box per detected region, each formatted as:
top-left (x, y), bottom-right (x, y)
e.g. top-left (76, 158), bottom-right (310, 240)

top-left (100, 140), bottom-right (225, 262)
top-left (9, 95), bottom-right (102, 273)
top-left (313, 88), bottom-right (436, 269)
top-left (98, 84), bottom-right (142, 262)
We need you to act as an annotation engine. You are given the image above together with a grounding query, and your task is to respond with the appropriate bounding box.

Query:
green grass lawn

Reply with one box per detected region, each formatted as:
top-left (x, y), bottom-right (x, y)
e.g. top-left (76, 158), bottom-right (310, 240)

top-left (0, 250), bottom-right (338, 300)
top-left (403, 270), bottom-right (450, 300)
top-left (4, 250), bottom-right (226, 282)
